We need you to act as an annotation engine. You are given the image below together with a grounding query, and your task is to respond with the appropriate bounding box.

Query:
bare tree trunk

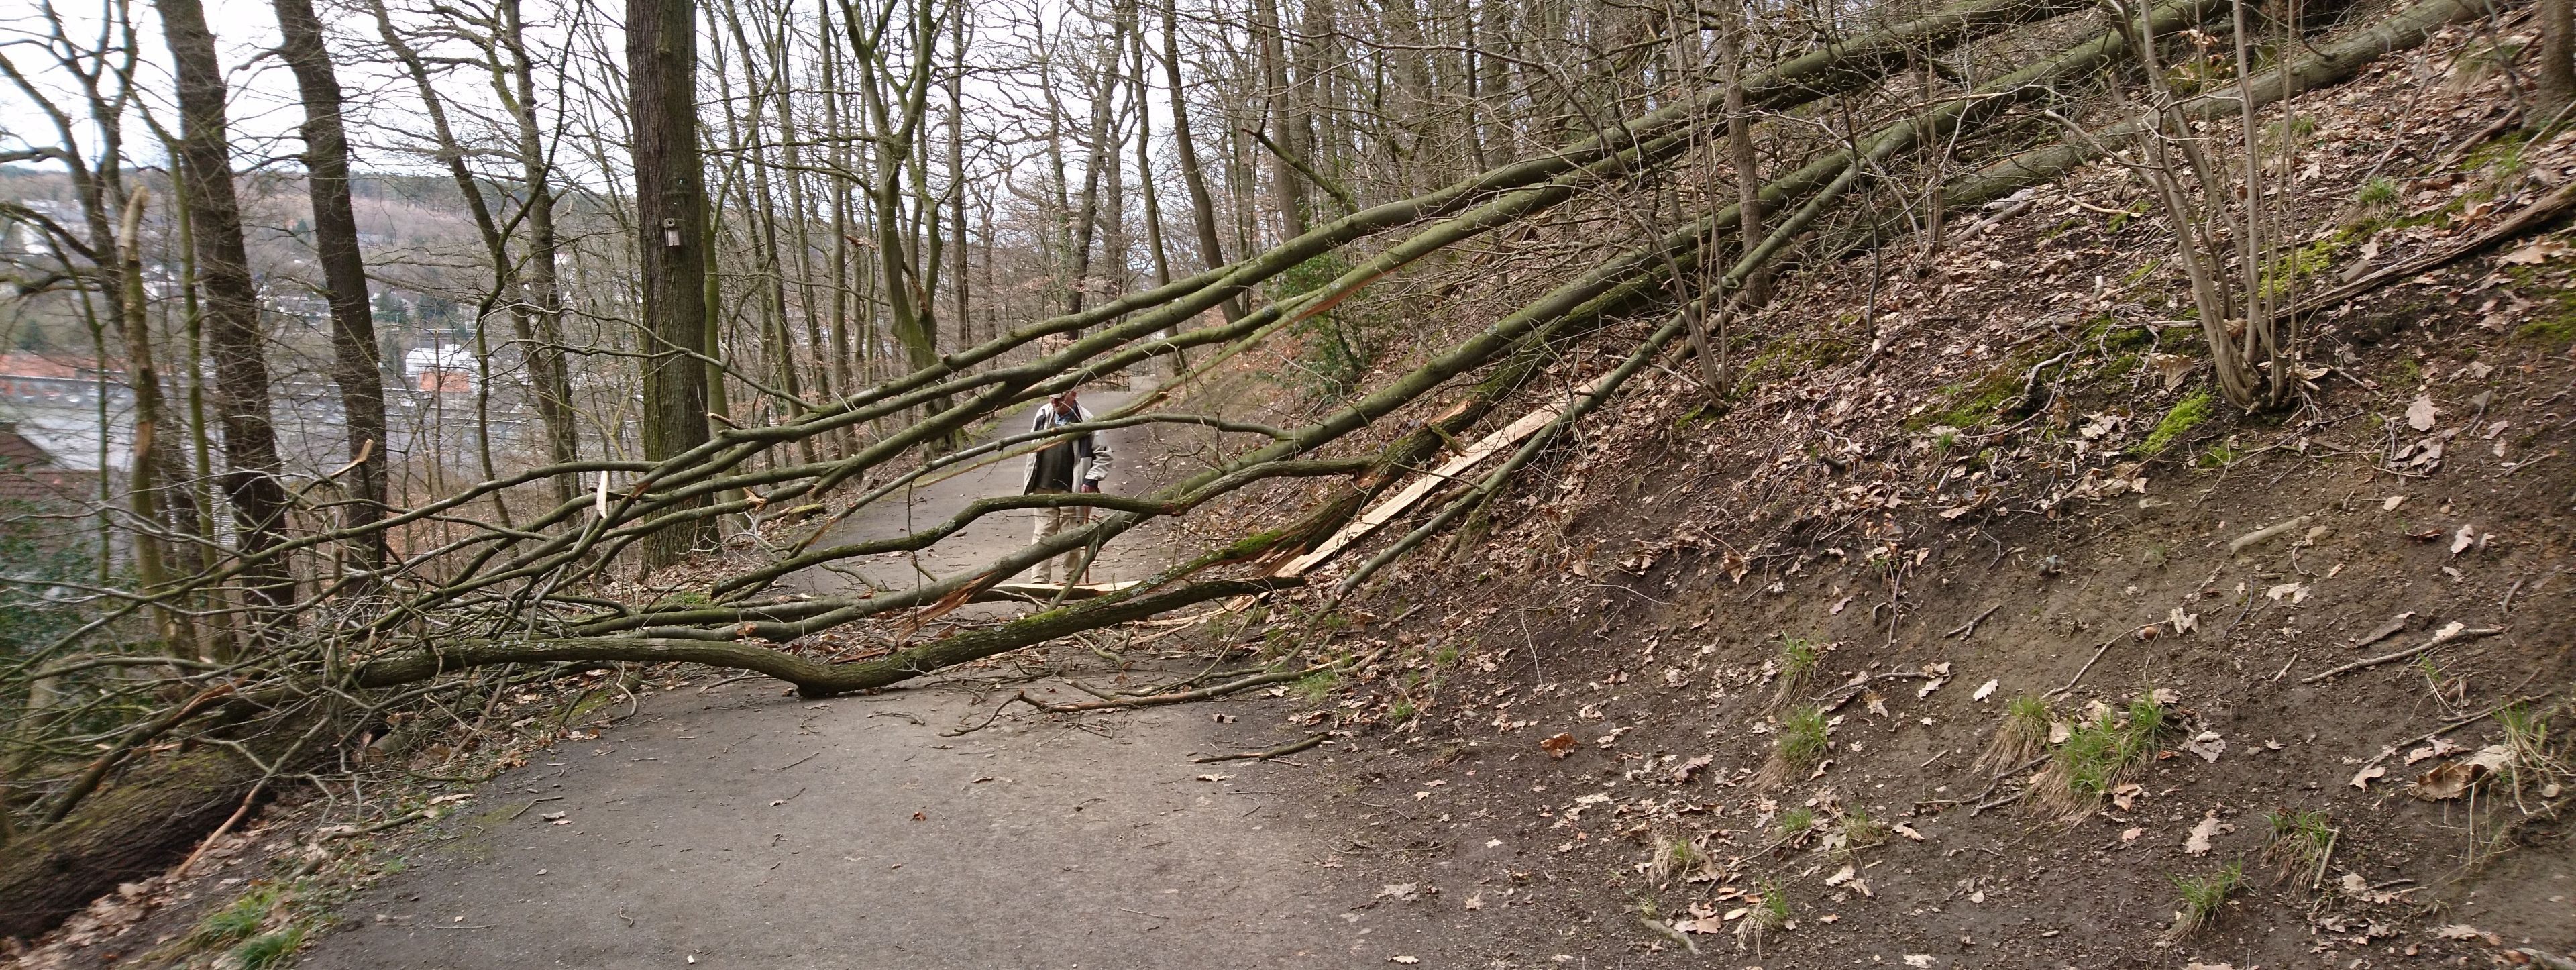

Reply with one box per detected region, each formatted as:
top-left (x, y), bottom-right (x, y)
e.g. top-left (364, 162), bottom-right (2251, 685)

top-left (2544, 0), bottom-right (2575, 113)
top-left (1159, 0), bottom-right (1240, 321)
top-left (1065, 30), bottom-right (1120, 317)
top-left (493, 0), bottom-right (584, 507)
top-left (631, 0), bottom-right (716, 567)
top-left (1719, 0), bottom-right (1768, 305)
top-left (1252, 0), bottom-right (1307, 238)
top-left (155, 0), bottom-right (297, 626)
top-left (272, 0), bottom-right (390, 579)
top-left (116, 187), bottom-right (192, 652)
top-left (949, 0), bottom-right (973, 357)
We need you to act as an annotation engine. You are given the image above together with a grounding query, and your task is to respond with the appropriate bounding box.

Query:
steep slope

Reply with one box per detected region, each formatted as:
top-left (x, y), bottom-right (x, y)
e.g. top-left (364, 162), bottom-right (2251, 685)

top-left (1247, 17), bottom-right (2576, 967)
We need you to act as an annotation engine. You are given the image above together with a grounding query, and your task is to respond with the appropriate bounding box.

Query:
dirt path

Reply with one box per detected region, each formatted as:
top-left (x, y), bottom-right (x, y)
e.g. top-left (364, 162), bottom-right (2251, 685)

top-left (780, 388), bottom-right (1167, 598)
top-left (298, 387), bottom-right (1458, 969)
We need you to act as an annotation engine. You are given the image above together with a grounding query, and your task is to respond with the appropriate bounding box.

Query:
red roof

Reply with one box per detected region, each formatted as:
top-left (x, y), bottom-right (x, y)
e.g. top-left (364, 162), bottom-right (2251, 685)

top-left (0, 354), bottom-right (97, 380)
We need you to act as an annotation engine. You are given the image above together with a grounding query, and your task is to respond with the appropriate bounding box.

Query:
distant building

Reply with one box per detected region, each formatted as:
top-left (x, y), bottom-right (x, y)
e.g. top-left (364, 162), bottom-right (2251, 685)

top-left (0, 354), bottom-right (118, 407)
top-left (402, 343), bottom-right (476, 393)
top-left (0, 421), bottom-right (95, 508)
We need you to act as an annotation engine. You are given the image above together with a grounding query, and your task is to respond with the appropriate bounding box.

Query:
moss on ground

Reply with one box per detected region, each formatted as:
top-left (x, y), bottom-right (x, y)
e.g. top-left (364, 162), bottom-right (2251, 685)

top-left (2141, 390), bottom-right (2217, 456)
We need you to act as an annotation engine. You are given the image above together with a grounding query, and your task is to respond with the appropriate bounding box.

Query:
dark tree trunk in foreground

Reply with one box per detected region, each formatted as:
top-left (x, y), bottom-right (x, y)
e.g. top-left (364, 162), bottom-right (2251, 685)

top-left (272, 0), bottom-right (390, 579)
top-left (2543, 0), bottom-right (2576, 113)
top-left (0, 749), bottom-right (265, 940)
top-left (156, 0), bottom-right (297, 622)
top-left (631, 0), bottom-right (715, 568)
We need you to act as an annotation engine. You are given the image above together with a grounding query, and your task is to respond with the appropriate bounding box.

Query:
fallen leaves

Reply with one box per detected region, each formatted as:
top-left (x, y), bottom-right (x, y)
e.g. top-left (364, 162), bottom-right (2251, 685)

top-left (2406, 394), bottom-right (2438, 432)
top-left (1540, 733), bottom-right (1577, 759)
top-left (2404, 737), bottom-right (2463, 765)
top-left (2410, 745), bottom-right (2513, 800)
top-left (1671, 754), bottom-right (1713, 784)
top-left (1972, 678), bottom-right (1998, 702)
top-left (2181, 731), bottom-right (2227, 763)
top-left (2350, 765), bottom-right (2388, 790)
top-left (2184, 810), bottom-right (2222, 856)
top-left (2500, 236), bottom-right (2572, 264)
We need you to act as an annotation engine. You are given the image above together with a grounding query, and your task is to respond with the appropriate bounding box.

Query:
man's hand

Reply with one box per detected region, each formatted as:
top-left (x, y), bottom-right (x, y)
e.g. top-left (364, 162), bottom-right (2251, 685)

top-left (1077, 480), bottom-right (1101, 494)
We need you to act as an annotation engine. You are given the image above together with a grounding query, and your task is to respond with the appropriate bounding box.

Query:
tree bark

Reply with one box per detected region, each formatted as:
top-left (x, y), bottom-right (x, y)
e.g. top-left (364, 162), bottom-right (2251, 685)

top-left (2544, 0), bottom-right (2575, 113)
top-left (155, 0), bottom-right (297, 623)
top-left (492, 0), bottom-right (584, 508)
top-left (0, 748), bottom-right (268, 940)
top-left (272, 0), bottom-right (390, 580)
top-left (631, 0), bottom-right (716, 568)
top-left (1160, 0), bottom-right (1241, 321)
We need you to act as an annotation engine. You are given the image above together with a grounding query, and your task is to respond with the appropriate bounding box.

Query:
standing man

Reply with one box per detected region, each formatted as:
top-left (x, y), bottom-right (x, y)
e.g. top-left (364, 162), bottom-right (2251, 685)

top-left (1023, 388), bottom-right (1112, 584)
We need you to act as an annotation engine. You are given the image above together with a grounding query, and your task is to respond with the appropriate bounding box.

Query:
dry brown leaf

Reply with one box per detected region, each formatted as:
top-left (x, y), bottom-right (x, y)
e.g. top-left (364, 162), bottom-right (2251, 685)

top-left (2406, 394), bottom-right (2438, 431)
top-left (2184, 810), bottom-right (2221, 856)
top-left (1539, 732), bottom-right (1576, 759)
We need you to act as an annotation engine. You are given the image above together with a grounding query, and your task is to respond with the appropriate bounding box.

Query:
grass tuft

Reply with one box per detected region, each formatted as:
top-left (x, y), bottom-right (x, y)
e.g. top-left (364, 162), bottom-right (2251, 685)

top-left (230, 926), bottom-right (306, 970)
top-left (190, 887), bottom-right (277, 948)
top-left (1758, 706), bottom-right (1831, 788)
top-left (1773, 806), bottom-right (1817, 847)
top-left (1836, 806), bottom-right (1888, 856)
top-left (1646, 831), bottom-right (1710, 886)
top-left (1292, 669), bottom-right (1340, 702)
top-left (1975, 695), bottom-right (2051, 775)
top-left (2165, 861), bottom-right (2245, 940)
top-left (2261, 808), bottom-right (2336, 884)
top-left (2030, 696), bottom-right (2169, 823)
top-left (1735, 879), bottom-right (1791, 955)
top-left (1768, 635), bottom-right (1823, 711)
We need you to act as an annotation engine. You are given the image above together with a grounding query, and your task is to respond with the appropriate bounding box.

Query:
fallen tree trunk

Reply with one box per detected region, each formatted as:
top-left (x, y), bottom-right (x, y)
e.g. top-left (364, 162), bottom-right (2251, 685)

top-left (0, 747), bottom-right (268, 940)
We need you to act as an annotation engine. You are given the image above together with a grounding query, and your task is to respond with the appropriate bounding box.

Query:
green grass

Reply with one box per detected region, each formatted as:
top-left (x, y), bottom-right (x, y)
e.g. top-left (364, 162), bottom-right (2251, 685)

top-left (1774, 806), bottom-right (1817, 845)
top-left (2167, 861), bottom-right (2245, 938)
top-left (2262, 808), bottom-right (2336, 881)
top-left (1976, 695), bottom-right (2051, 773)
top-left (1775, 705), bottom-right (1831, 771)
top-left (1292, 669), bottom-right (1341, 703)
top-left (2497, 702), bottom-right (2562, 794)
top-left (191, 887), bottom-right (278, 947)
top-left (2196, 438), bottom-right (2240, 469)
top-left (1648, 832), bottom-right (1708, 885)
top-left (2355, 176), bottom-right (2400, 208)
top-left (2037, 697), bottom-right (2169, 820)
top-left (1387, 698), bottom-right (1417, 723)
top-left (1769, 636), bottom-right (1823, 710)
top-left (2140, 390), bottom-right (2216, 456)
top-left (1736, 877), bottom-right (1791, 953)
top-left (1838, 806), bottom-right (1888, 854)
top-left (231, 926), bottom-right (306, 969)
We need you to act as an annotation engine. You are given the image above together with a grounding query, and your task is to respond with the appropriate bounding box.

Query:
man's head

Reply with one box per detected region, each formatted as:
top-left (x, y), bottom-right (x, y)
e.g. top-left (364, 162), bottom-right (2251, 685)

top-left (1051, 388), bottom-right (1079, 413)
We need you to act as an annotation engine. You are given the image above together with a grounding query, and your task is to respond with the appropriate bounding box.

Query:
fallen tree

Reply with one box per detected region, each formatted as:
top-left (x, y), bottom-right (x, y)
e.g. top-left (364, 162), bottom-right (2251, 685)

top-left (0, 0), bottom-right (2500, 942)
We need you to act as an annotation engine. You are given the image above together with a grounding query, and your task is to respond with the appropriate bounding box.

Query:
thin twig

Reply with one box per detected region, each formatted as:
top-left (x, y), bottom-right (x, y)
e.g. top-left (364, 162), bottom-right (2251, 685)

top-left (1193, 733), bottom-right (1328, 763)
top-left (2301, 628), bottom-right (2504, 684)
